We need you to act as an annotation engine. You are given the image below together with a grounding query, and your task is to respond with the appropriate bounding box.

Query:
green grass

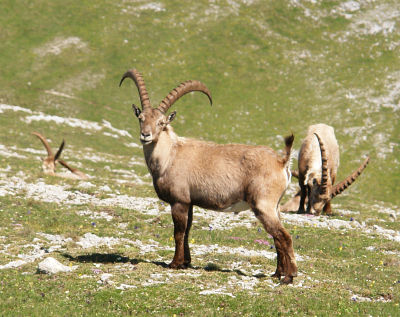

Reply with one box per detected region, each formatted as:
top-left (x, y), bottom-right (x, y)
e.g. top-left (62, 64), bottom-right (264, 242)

top-left (1, 0), bottom-right (399, 316)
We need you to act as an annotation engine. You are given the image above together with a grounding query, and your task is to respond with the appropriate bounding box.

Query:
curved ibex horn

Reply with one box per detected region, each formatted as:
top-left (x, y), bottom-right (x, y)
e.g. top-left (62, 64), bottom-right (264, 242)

top-left (32, 132), bottom-right (53, 157)
top-left (331, 157), bottom-right (370, 199)
top-left (54, 140), bottom-right (65, 161)
top-left (119, 69), bottom-right (151, 110)
top-left (157, 80), bottom-right (212, 114)
top-left (314, 133), bottom-right (329, 195)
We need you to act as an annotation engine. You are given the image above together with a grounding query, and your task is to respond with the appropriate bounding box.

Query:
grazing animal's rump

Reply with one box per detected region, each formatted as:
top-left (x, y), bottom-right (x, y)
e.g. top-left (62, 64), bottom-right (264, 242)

top-left (297, 124), bottom-right (369, 215)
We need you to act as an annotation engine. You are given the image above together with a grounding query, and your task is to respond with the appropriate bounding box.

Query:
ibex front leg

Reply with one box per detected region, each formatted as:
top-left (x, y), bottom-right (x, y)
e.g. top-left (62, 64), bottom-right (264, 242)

top-left (183, 205), bottom-right (193, 267)
top-left (297, 177), bottom-right (307, 214)
top-left (169, 202), bottom-right (191, 269)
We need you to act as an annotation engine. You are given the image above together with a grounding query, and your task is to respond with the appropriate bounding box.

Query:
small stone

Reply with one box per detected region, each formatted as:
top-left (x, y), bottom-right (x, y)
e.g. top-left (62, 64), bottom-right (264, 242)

top-left (37, 257), bottom-right (77, 274)
top-left (99, 273), bottom-right (114, 285)
top-left (100, 273), bottom-right (113, 282)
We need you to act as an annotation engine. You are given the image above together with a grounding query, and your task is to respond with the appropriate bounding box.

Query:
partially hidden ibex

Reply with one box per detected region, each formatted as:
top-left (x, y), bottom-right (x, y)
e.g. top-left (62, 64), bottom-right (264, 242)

top-left (32, 132), bottom-right (87, 180)
top-left (120, 69), bottom-right (297, 283)
top-left (293, 124), bottom-right (369, 215)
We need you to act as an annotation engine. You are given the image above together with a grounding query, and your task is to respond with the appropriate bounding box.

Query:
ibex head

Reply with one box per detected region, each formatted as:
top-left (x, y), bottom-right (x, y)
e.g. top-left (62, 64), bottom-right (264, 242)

top-left (309, 133), bottom-right (370, 214)
top-left (32, 132), bottom-right (88, 179)
top-left (32, 132), bottom-right (65, 174)
top-left (119, 69), bottom-right (212, 145)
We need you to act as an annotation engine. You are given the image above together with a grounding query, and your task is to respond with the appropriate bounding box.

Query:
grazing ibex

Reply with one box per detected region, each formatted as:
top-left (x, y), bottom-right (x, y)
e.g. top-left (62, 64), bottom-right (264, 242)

top-left (32, 132), bottom-right (88, 180)
top-left (297, 124), bottom-right (369, 215)
top-left (120, 69), bottom-right (297, 284)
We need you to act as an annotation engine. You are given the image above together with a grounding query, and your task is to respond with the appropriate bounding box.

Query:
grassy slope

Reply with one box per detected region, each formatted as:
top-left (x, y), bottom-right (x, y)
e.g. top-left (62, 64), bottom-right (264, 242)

top-left (0, 0), bottom-right (399, 316)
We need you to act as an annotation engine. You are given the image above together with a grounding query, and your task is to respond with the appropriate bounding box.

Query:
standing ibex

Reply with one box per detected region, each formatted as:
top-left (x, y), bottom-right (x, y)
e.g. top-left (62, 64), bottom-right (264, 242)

top-left (297, 124), bottom-right (369, 215)
top-left (32, 132), bottom-right (88, 180)
top-left (120, 69), bottom-right (298, 284)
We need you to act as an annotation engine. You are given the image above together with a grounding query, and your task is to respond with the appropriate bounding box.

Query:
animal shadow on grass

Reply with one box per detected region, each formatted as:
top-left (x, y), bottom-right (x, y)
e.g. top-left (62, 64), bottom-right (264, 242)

top-left (202, 262), bottom-right (267, 279)
top-left (61, 252), bottom-right (169, 268)
top-left (60, 252), bottom-right (267, 278)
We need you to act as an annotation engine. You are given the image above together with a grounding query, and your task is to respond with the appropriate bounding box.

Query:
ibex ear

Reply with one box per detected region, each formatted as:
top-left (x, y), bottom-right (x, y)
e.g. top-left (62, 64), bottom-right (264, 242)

top-left (132, 104), bottom-right (141, 118)
top-left (166, 111), bottom-right (177, 124)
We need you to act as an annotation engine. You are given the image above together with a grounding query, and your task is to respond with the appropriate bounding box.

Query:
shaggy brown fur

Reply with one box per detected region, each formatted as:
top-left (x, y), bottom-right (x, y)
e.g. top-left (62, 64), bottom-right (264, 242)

top-left (120, 69), bottom-right (297, 283)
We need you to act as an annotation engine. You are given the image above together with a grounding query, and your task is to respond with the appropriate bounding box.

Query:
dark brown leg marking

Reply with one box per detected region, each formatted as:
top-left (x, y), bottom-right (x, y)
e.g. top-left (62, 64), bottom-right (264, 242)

top-left (323, 201), bottom-right (332, 215)
top-left (253, 202), bottom-right (298, 284)
top-left (298, 181), bottom-right (307, 214)
top-left (169, 202), bottom-right (190, 269)
top-left (183, 205), bottom-right (193, 266)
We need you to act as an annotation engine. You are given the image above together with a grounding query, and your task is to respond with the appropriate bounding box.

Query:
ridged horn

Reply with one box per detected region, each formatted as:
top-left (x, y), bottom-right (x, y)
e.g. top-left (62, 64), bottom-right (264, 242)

top-left (314, 133), bottom-right (329, 195)
top-left (32, 132), bottom-right (53, 157)
top-left (58, 159), bottom-right (75, 173)
top-left (54, 140), bottom-right (65, 162)
top-left (157, 80), bottom-right (212, 114)
top-left (331, 157), bottom-right (370, 199)
top-left (58, 159), bottom-right (88, 179)
top-left (119, 69), bottom-right (151, 110)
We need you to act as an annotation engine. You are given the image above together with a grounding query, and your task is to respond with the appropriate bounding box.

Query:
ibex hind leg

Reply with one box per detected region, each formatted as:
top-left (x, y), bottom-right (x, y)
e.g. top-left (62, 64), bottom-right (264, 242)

top-left (169, 203), bottom-right (191, 269)
top-left (253, 199), bottom-right (297, 284)
top-left (270, 244), bottom-right (284, 280)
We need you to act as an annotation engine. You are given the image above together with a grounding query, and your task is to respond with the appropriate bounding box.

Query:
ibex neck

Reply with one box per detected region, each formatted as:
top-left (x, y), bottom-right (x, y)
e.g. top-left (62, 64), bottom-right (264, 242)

top-left (143, 127), bottom-right (177, 177)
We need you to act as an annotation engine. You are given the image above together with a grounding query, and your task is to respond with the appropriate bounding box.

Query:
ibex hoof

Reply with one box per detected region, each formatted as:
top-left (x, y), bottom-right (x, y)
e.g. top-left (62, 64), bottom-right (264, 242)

top-left (168, 262), bottom-right (188, 269)
top-left (271, 272), bottom-right (281, 280)
top-left (280, 276), bottom-right (294, 284)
